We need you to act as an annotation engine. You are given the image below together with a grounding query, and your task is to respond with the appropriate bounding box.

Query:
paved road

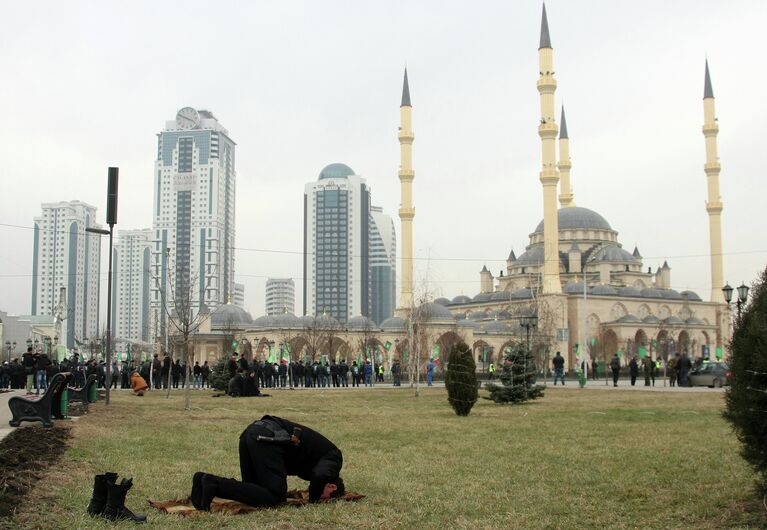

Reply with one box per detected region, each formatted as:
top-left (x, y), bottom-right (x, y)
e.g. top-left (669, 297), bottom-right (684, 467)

top-left (0, 390), bottom-right (24, 441)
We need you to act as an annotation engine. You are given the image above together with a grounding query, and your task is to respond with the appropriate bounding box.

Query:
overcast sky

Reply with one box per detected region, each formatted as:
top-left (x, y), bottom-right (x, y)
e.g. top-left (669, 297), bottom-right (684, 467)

top-left (1, 0), bottom-right (765, 321)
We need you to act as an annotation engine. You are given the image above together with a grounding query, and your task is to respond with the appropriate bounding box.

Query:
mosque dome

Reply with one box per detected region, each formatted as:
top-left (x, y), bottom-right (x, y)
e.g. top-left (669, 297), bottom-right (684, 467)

top-left (642, 315), bottom-right (661, 324)
top-left (381, 316), bottom-right (406, 331)
top-left (616, 314), bottom-right (641, 323)
top-left (564, 281), bottom-right (586, 294)
top-left (457, 319), bottom-right (479, 329)
top-left (271, 311), bottom-right (302, 329)
top-left (347, 315), bottom-right (377, 330)
top-left (467, 310), bottom-right (488, 321)
top-left (451, 295), bottom-right (472, 305)
top-left (252, 314), bottom-right (276, 328)
top-left (534, 207), bottom-right (612, 234)
top-left (640, 288), bottom-right (664, 299)
top-left (664, 315), bottom-right (684, 325)
top-left (686, 316), bottom-right (705, 325)
top-left (660, 289), bottom-right (683, 300)
top-left (590, 244), bottom-right (638, 264)
top-left (413, 302), bottom-right (456, 323)
top-left (680, 290), bottom-right (702, 301)
top-left (591, 284), bottom-right (619, 296)
top-left (434, 297), bottom-right (451, 306)
top-left (472, 292), bottom-right (493, 302)
top-left (302, 313), bottom-right (341, 328)
top-left (318, 163), bottom-right (355, 180)
top-left (212, 303), bottom-right (253, 328)
top-left (515, 246), bottom-right (544, 266)
top-left (618, 286), bottom-right (643, 297)
top-left (511, 288), bottom-right (534, 299)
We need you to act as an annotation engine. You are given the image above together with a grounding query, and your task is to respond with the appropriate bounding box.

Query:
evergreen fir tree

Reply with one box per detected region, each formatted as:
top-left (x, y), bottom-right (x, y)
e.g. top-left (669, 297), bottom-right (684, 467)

top-left (208, 356), bottom-right (230, 391)
top-left (445, 342), bottom-right (478, 416)
top-left (724, 266), bottom-right (767, 494)
top-left (485, 343), bottom-right (545, 404)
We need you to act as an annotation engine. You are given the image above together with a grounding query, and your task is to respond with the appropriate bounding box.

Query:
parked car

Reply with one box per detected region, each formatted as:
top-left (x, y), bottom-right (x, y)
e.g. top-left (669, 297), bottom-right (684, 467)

top-left (688, 362), bottom-right (730, 388)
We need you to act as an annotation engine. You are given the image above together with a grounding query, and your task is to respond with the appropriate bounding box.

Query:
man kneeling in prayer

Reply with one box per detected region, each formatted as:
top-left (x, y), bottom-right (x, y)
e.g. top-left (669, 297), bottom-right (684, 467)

top-left (191, 415), bottom-right (345, 509)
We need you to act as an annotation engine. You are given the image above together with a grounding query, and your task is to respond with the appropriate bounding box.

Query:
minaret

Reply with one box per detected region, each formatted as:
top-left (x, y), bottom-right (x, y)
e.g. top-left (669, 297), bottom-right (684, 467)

top-left (703, 60), bottom-right (724, 303)
top-left (537, 3), bottom-right (562, 294)
top-left (398, 68), bottom-right (415, 308)
top-left (557, 106), bottom-right (575, 207)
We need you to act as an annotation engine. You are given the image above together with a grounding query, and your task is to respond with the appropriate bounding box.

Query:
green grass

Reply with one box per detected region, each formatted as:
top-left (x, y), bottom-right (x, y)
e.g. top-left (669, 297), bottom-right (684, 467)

top-left (13, 387), bottom-right (766, 529)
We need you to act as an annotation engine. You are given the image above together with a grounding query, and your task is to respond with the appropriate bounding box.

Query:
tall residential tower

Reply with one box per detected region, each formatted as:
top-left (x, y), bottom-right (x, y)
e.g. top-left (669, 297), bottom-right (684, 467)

top-left (31, 201), bottom-right (101, 349)
top-left (113, 229), bottom-right (152, 348)
top-left (150, 107), bottom-right (236, 342)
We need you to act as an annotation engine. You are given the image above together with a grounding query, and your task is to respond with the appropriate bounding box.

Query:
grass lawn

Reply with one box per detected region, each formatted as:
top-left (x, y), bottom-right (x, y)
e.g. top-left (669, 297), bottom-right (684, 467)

top-left (12, 386), bottom-right (765, 529)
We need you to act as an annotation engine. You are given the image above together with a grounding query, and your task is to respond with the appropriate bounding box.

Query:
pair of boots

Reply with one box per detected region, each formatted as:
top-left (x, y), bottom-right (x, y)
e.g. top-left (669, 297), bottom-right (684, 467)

top-left (86, 472), bottom-right (146, 523)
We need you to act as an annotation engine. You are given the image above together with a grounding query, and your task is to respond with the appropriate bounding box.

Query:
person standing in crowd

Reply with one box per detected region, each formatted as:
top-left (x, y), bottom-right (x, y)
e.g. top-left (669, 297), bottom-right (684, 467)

top-left (121, 361), bottom-right (130, 389)
top-left (162, 352), bottom-right (171, 389)
top-left (667, 355), bottom-right (678, 387)
top-left (488, 362), bottom-right (496, 381)
top-left (0, 362), bottom-right (9, 389)
top-left (22, 347), bottom-right (35, 394)
top-left (152, 354), bottom-right (162, 389)
top-left (610, 353), bottom-right (621, 387)
top-left (35, 349), bottom-right (51, 395)
top-left (111, 361), bottom-right (119, 389)
top-left (552, 351), bottom-right (565, 386)
top-left (304, 360), bottom-right (313, 388)
top-left (426, 358), bottom-right (435, 386)
top-left (678, 353), bottom-right (692, 387)
top-left (278, 361), bottom-right (287, 388)
top-left (642, 355), bottom-right (654, 387)
top-left (339, 359), bottom-right (348, 387)
top-left (391, 359), bottom-right (401, 387)
top-left (351, 361), bottom-right (360, 388)
top-left (193, 361), bottom-right (202, 389)
top-left (363, 360), bottom-right (373, 387)
top-left (171, 359), bottom-right (181, 388)
top-left (201, 361), bottom-right (211, 388)
top-left (591, 358), bottom-right (599, 380)
top-left (628, 356), bottom-right (639, 386)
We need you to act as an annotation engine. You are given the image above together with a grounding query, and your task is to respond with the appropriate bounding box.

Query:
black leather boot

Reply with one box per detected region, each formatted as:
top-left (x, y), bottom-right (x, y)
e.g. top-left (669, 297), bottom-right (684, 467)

top-left (191, 472), bottom-right (208, 510)
top-left (199, 474), bottom-right (220, 511)
top-left (86, 472), bottom-right (117, 516)
top-left (103, 477), bottom-right (147, 523)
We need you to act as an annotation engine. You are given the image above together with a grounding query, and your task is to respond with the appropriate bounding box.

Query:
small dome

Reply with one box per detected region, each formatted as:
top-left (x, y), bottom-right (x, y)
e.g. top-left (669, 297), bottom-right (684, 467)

top-left (414, 302), bottom-right (456, 323)
top-left (642, 315), bottom-right (660, 324)
top-left (457, 319), bottom-right (479, 329)
top-left (618, 286), bottom-right (642, 297)
top-left (534, 206), bottom-right (612, 233)
top-left (347, 315), bottom-right (376, 330)
top-left (472, 292), bottom-right (493, 303)
top-left (616, 314), bottom-right (641, 323)
top-left (486, 309), bottom-right (511, 319)
top-left (212, 303), bottom-right (253, 328)
top-left (252, 314), bottom-right (276, 328)
top-left (467, 310), bottom-right (488, 321)
top-left (591, 284), bottom-right (618, 296)
top-left (318, 163), bottom-right (355, 180)
top-left (664, 315), bottom-right (684, 325)
top-left (491, 291), bottom-right (512, 301)
top-left (271, 311), bottom-right (302, 329)
top-left (434, 297), bottom-right (451, 306)
top-left (451, 295), bottom-right (472, 305)
top-left (302, 313), bottom-right (341, 328)
top-left (686, 316), bottom-right (705, 325)
top-left (515, 247), bottom-right (544, 266)
top-left (564, 281), bottom-right (586, 294)
top-left (589, 245), bottom-right (638, 264)
top-left (511, 288), bottom-right (534, 300)
top-left (381, 316), bottom-right (406, 331)
top-left (681, 290), bottom-right (702, 301)
top-left (641, 288), bottom-right (664, 298)
top-left (660, 289), bottom-right (683, 300)
top-left (484, 320), bottom-right (512, 334)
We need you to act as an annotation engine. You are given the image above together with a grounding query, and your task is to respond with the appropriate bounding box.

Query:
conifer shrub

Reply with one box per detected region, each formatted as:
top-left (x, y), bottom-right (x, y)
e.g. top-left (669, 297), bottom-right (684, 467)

top-left (208, 356), bottom-right (230, 391)
top-left (724, 267), bottom-right (767, 494)
top-left (485, 342), bottom-right (545, 404)
top-left (445, 342), bottom-right (478, 416)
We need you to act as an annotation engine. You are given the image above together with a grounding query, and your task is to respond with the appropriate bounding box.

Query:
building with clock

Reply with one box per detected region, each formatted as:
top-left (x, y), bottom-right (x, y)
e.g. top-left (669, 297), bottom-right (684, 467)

top-left (149, 107), bottom-right (236, 343)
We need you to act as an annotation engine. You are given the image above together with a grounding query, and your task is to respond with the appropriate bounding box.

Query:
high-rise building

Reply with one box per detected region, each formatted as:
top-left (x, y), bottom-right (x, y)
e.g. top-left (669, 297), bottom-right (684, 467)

top-left (113, 229), bottom-right (151, 348)
top-left (265, 278), bottom-right (295, 316)
top-left (304, 163), bottom-right (370, 323)
top-left (233, 282), bottom-right (245, 308)
top-left (31, 201), bottom-right (101, 349)
top-left (369, 206), bottom-right (396, 325)
top-left (150, 107), bottom-right (236, 342)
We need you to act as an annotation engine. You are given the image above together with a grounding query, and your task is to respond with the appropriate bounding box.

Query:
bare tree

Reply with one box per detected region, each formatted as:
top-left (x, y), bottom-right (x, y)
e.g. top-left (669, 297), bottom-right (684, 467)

top-left (154, 249), bottom-right (210, 411)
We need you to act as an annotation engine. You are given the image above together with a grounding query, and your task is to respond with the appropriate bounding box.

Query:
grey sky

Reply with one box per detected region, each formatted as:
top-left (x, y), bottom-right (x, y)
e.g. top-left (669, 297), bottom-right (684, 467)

top-left (1, 0), bottom-right (765, 320)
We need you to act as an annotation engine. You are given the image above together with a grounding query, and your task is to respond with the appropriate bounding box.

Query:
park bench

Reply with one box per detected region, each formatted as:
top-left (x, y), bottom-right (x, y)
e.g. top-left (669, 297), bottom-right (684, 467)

top-left (8, 372), bottom-right (73, 427)
top-left (68, 374), bottom-right (97, 409)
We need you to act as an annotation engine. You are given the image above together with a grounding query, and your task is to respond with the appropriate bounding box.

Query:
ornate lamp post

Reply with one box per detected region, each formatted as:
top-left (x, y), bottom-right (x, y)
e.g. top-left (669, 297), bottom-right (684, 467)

top-left (722, 282), bottom-right (749, 318)
top-left (4, 341), bottom-right (16, 363)
top-left (519, 314), bottom-right (538, 353)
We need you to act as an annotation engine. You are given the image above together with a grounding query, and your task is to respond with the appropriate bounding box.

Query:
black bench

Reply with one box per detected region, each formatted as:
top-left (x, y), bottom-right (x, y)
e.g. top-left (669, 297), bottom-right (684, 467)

top-left (68, 374), bottom-right (97, 408)
top-left (8, 372), bottom-right (73, 427)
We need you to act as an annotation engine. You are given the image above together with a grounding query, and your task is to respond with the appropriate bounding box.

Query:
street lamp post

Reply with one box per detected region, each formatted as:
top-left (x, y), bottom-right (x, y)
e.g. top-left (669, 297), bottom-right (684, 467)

top-left (4, 341), bottom-right (16, 363)
top-left (86, 166), bottom-right (119, 406)
top-left (519, 313), bottom-right (538, 397)
top-left (722, 282), bottom-right (749, 318)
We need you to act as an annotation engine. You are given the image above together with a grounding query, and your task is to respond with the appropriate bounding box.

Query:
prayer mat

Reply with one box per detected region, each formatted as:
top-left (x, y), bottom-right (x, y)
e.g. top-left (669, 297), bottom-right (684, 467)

top-left (149, 489), bottom-right (365, 517)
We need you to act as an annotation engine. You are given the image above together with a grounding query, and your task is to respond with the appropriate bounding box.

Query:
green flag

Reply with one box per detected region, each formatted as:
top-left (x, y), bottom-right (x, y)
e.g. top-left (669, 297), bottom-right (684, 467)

top-left (431, 344), bottom-right (440, 359)
top-left (384, 341), bottom-right (392, 351)
top-left (267, 345), bottom-right (275, 363)
top-left (591, 337), bottom-right (597, 347)
top-left (639, 347), bottom-right (648, 359)
top-left (715, 347), bottom-right (723, 360)
top-left (617, 350), bottom-right (624, 359)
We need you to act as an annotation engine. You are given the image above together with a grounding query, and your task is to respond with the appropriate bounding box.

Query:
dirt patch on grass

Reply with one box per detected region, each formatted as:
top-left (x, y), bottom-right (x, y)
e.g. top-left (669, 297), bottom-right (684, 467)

top-left (0, 424), bottom-right (71, 522)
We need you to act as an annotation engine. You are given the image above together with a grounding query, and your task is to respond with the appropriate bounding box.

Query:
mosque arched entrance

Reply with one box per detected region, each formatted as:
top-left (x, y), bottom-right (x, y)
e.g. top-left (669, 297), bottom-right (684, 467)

top-left (603, 329), bottom-right (619, 363)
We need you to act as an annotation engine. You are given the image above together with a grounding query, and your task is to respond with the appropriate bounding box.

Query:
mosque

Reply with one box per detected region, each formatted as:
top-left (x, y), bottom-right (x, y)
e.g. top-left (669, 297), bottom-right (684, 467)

top-left (189, 4), bottom-right (729, 373)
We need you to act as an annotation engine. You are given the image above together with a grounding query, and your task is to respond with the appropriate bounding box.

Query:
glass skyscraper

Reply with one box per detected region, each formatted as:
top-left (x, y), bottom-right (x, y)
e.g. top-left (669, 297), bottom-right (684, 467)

top-left (150, 107), bottom-right (236, 342)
